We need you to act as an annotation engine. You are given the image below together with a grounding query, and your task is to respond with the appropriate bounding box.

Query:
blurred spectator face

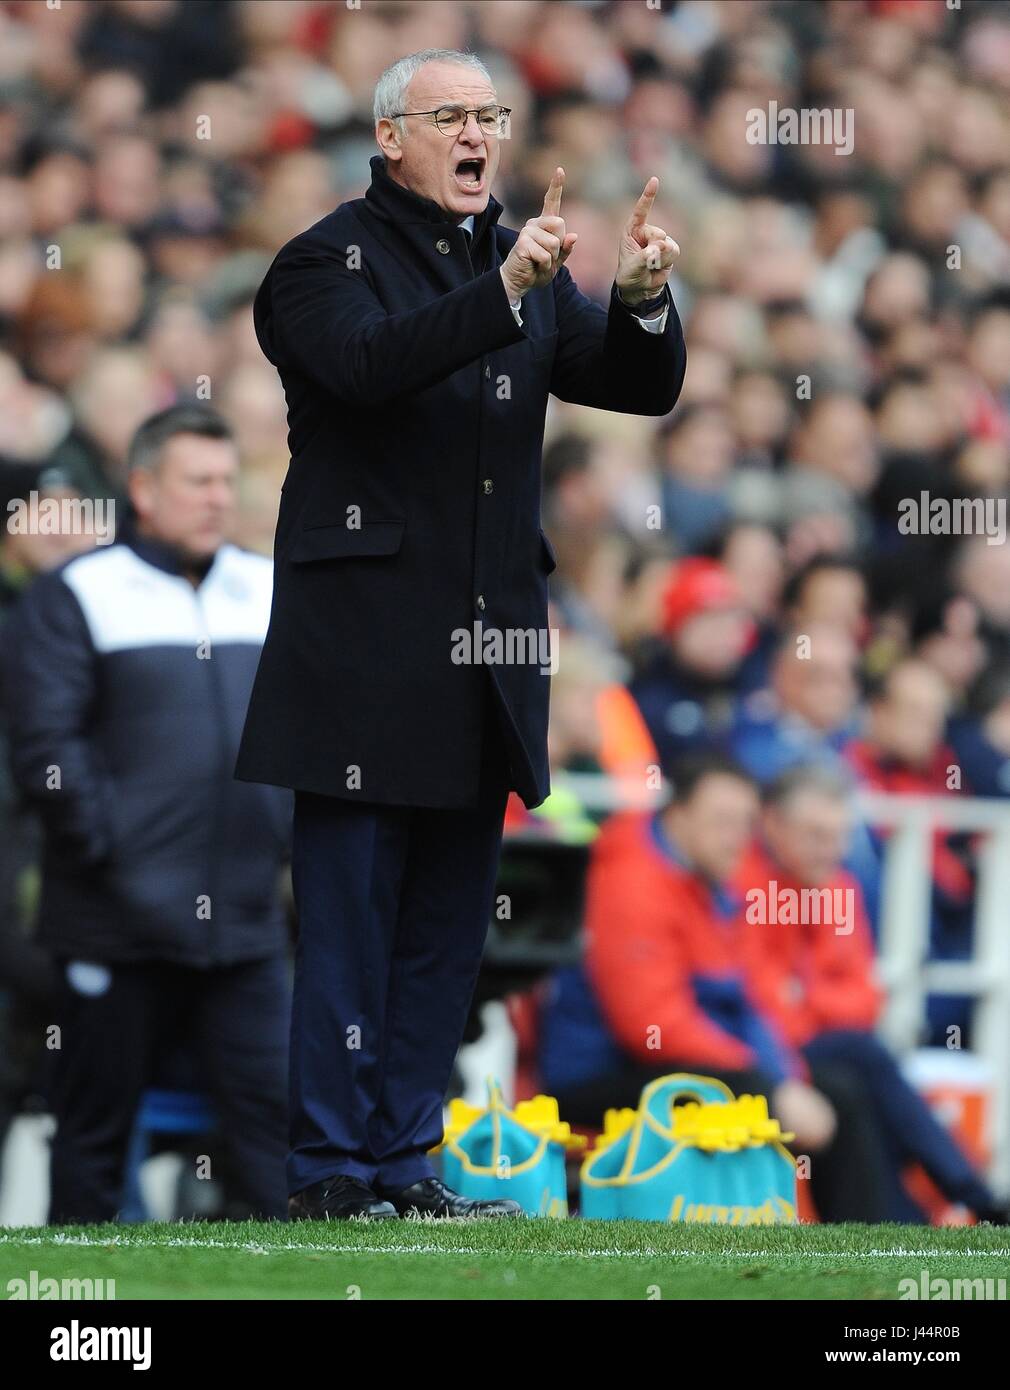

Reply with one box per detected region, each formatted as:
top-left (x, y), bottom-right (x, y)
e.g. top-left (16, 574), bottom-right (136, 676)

top-left (860, 254), bottom-right (931, 333)
top-left (901, 162), bottom-right (969, 250)
top-left (525, 3), bottom-right (628, 102)
top-left (955, 439), bottom-right (1010, 493)
top-left (17, 275), bottom-right (96, 389)
top-left (176, 82), bottom-right (264, 163)
top-left (250, 150), bottom-right (339, 253)
top-left (675, 346), bottom-right (731, 406)
top-left (956, 537), bottom-right (1010, 631)
top-left (146, 299), bottom-right (218, 388)
top-left (149, 227), bottom-right (228, 288)
top-left (730, 371), bottom-right (790, 452)
top-left (917, 595), bottom-right (986, 697)
top-left (762, 787), bottom-right (850, 886)
top-left (623, 76), bottom-right (693, 164)
top-left (739, 247), bottom-right (820, 310)
top-left (613, 555), bottom-right (671, 649)
top-left (813, 189), bottom-right (874, 257)
top-left (947, 84), bottom-right (1007, 175)
top-left (376, 60), bottom-right (503, 220)
top-left (722, 524), bottom-right (784, 623)
top-left (879, 317), bottom-right (943, 376)
top-left (547, 680), bottom-right (600, 770)
top-left (244, 153), bottom-right (340, 257)
top-left (662, 405), bottom-right (734, 486)
top-left (690, 199), bottom-right (749, 289)
top-left (876, 379), bottom-right (945, 453)
top-left (790, 566), bottom-right (867, 640)
top-left (773, 627), bottom-right (858, 733)
top-left (81, 237), bottom-right (146, 340)
top-left (220, 361), bottom-right (289, 466)
top-left (1, 486), bottom-right (96, 575)
top-left (979, 171), bottom-right (1010, 244)
top-left (546, 636), bottom-right (618, 770)
top-left (75, 70), bottom-right (146, 141)
top-left (541, 101), bottom-right (621, 169)
top-left (662, 558), bottom-right (754, 678)
top-left (93, 136), bottom-right (162, 229)
top-left (792, 395), bottom-right (877, 495)
top-left (673, 606), bottom-right (754, 680)
top-left (967, 309), bottom-right (1010, 396)
top-left (703, 90), bottom-right (772, 189)
top-left (545, 452), bottom-right (609, 534)
top-left (868, 660), bottom-right (950, 770)
top-left (690, 295), bottom-right (762, 360)
top-left (27, 151), bottom-right (90, 236)
top-left (764, 303), bottom-right (822, 370)
top-left (73, 348), bottom-right (164, 478)
top-left (558, 199), bottom-right (617, 303)
top-left (784, 508), bottom-right (858, 569)
top-left (574, 534), bottom-right (633, 636)
top-left (128, 432), bottom-right (239, 561)
top-left (666, 773), bottom-right (759, 885)
top-left (928, 360), bottom-right (985, 441)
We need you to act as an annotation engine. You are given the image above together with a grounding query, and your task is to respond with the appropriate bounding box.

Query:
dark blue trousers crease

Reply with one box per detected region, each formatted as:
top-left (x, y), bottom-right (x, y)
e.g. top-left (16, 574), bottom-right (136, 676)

top-left (286, 703), bottom-right (510, 1196)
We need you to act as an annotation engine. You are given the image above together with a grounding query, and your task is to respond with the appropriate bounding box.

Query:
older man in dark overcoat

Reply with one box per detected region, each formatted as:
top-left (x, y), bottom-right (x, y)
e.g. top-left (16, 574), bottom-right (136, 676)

top-left (236, 47), bottom-right (686, 1219)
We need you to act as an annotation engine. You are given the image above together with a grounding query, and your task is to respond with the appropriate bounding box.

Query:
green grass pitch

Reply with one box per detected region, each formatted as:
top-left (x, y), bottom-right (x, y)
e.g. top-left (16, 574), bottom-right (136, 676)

top-left (1, 1221), bottom-right (1007, 1300)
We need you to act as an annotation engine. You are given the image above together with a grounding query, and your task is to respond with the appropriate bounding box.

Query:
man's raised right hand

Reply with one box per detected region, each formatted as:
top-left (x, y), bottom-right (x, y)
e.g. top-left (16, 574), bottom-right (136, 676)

top-left (499, 167), bottom-right (579, 303)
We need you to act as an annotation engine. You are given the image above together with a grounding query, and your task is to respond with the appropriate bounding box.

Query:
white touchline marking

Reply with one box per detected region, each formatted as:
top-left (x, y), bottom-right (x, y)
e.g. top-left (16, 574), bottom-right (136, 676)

top-left (0, 1233), bottom-right (1006, 1261)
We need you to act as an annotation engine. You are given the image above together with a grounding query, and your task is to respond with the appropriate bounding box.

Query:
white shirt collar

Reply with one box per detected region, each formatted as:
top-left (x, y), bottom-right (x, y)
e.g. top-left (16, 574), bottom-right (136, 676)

top-left (459, 214), bottom-right (475, 236)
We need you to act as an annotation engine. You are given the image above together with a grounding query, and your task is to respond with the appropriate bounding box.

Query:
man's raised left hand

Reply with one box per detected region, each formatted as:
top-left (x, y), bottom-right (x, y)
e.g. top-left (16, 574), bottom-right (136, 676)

top-left (615, 177), bottom-right (680, 307)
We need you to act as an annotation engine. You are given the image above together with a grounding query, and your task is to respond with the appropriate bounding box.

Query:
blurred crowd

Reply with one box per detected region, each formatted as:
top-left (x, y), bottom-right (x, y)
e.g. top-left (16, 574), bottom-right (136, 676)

top-left (2, 0), bottom-right (1010, 1223)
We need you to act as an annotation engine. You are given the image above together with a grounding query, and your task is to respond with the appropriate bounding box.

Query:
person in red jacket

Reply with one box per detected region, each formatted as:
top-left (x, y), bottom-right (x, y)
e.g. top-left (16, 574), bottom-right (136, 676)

top-left (736, 764), bottom-right (1005, 1225)
top-left (539, 753), bottom-right (896, 1220)
top-left (738, 774), bottom-right (882, 1048)
top-left (844, 657), bottom-right (975, 1044)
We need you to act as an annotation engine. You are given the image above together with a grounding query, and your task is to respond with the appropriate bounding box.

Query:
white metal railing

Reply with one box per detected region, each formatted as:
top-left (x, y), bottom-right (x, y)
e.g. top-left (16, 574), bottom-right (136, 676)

top-left (857, 791), bottom-right (1010, 1192)
top-left (553, 775), bottom-right (1010, 1191)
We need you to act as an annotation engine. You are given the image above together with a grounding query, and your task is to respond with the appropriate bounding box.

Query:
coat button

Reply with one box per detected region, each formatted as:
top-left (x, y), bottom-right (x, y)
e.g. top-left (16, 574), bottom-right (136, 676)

top-left (436, 239), bottom-right (451, 254)
top-left (476, 594), bottom-right (486, 611)
top-left (484, 364), bottom-right (491, 379)
top-left (483, 479), bottom-right (493, 494)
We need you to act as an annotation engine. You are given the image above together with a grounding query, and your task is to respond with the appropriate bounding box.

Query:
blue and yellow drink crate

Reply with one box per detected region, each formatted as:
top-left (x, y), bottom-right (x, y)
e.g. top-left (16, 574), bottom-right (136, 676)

top-left (434, 1078), bottom-right (587, 1217)
top-left (580, 1074), bottom-right (798, 1224)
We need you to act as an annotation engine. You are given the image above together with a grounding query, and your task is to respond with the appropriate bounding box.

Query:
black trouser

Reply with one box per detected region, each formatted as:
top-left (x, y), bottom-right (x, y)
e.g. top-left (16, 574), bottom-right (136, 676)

top-left (555, 1057), bottom-right (891, 1223)
top-left (287, 686), bottom-right (511, 1196)
top-left (47, 953), bottom-right (290, 1225)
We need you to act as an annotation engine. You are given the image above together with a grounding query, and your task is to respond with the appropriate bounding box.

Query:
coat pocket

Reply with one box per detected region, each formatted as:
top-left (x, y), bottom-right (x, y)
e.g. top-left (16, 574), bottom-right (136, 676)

top-left (288, 519), bottom-right (405, 563)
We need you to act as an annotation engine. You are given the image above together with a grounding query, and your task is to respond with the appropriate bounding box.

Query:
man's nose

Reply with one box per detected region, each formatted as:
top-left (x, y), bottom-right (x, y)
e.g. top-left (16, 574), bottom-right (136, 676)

top-left (459, 112), bottom-right (484, 142)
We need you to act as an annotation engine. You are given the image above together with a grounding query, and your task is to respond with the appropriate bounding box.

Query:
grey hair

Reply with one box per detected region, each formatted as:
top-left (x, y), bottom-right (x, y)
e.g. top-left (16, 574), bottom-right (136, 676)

top-left (373, 49), bottom-right (493, 134)
top-left (763, 763), bottom-right (855, 811)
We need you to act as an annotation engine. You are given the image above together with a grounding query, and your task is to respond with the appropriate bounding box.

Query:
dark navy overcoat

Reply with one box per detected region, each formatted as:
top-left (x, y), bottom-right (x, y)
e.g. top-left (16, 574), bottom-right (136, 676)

top-left (235, 155), bottom-right (686, 808)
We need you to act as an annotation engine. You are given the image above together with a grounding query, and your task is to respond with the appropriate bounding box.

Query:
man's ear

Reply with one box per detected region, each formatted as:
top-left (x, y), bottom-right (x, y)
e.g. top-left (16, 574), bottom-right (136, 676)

top-left (375, 118), bottom-right (403, 166)
top-left (127, 468), bottom-right (152, 521)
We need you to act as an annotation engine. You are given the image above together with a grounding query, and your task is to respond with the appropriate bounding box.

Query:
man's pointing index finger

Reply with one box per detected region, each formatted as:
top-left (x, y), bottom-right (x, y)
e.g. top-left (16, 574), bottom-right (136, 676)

top-left (629, 176), bottom-right (659, 233)
top-left (542, 166), bottom-right (565, 218)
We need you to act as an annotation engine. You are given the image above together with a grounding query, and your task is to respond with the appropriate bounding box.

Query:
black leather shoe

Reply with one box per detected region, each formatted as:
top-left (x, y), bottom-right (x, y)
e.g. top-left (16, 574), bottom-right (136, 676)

top-left (380, 1176), bottom-right (523, 1219)
top-left (289, 1175), bottom-right (398, 1221)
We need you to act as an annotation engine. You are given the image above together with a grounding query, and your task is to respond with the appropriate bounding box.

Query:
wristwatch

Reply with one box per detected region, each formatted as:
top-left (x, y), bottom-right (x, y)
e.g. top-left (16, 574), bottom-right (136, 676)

top-left (619, 285), bottom-right (668, 317)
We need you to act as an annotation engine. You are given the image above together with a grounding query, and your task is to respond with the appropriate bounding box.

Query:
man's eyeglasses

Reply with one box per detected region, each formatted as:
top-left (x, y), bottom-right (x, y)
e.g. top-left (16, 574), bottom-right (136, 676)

top-left (390, 105), bottom-right (512, 138)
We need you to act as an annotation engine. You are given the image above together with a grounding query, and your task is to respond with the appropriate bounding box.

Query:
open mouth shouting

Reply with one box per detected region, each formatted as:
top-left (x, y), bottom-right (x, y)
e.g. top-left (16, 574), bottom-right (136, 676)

top-left (453, 154), bottom-right (486, 195)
